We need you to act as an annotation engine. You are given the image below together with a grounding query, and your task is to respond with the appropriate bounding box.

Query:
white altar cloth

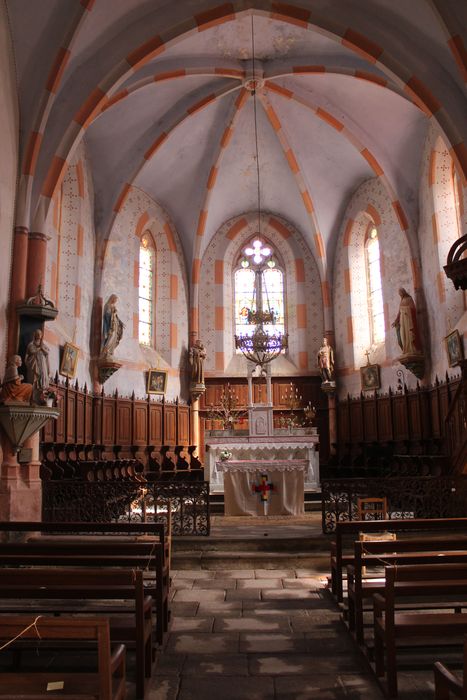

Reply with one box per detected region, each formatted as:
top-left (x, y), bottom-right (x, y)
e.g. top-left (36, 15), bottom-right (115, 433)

top-left (206, 437), bottom-right (319, 493)
top-left (217, 460), bottom-right (306, 516)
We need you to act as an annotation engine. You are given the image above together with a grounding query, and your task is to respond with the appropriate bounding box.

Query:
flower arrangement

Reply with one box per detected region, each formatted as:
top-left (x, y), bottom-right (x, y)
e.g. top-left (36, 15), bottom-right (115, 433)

top-left (42, 389), bottom-right (57, 406)
top-left (219, 449), bottom-right (232, 462)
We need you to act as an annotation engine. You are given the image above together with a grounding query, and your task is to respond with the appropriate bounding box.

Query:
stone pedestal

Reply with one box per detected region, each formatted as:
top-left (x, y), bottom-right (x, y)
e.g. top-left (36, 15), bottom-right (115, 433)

top-left (0, 432), bottom-right (42, 522)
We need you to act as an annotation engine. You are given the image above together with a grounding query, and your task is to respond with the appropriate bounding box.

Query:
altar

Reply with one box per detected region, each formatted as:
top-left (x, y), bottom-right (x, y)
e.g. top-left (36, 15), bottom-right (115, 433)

top-left (204, 363), bottom-right (320, 516)
top-left (205, 435), bottom-right (319, 494)
top-left (217, 459), bottom-right (307, 516)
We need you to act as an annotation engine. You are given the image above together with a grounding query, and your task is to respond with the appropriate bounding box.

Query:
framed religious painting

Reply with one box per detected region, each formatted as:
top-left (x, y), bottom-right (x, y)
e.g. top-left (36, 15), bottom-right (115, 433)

top-left (60, 342), bottom-right (79, 379)
top-left (147, 368), bottom-right (168, 395)
top-left (445, 329), bottom-right (464, 367)
top-left (360, 363), bottom-right (381, 392)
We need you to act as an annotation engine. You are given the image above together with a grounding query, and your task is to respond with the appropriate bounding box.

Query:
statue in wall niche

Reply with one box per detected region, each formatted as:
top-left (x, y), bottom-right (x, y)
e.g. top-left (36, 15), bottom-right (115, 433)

top-left (25, 329), bottom-right (50, 390)
top-left (0, 355), bottom-right (33, 404)
top-left (189, 339), bottom-right (206, 385)
top-left (317, 337), bottom-right (335, 383)
top-left (101, 294), bottom-right (124, 358)
top-left (392, 288), bottom-right (422, 356)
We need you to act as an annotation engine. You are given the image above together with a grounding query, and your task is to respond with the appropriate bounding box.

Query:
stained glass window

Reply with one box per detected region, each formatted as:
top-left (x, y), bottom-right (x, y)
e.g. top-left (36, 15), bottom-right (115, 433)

top-left (262, 268), bottom-right (285, 337)
top-left (234, 244), bottom-right (285, 343)
top-left (234, 268), bottom-right (256, 339)
top-left (139, 233), bottom-right (154, 346)
top-left (365, 227), bottom-right (385, 344)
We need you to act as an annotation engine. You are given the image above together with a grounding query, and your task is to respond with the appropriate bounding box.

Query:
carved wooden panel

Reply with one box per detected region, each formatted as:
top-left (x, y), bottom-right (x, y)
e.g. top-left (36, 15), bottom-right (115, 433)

top-left (116, 401), bottom-right (132, 445)
top-left (149, 403), bottom-right (162, 445)
top-left (85, 395), bottom-right (93, 444)
top-left (377, 398), bottom-right (392, 442)
top-left (65, 390), bottom-right (75, 443)
top-left (93, 398), bottom-right (102, 444)
top-left (430, 390), bottom-right (441, 438)
top-left (363, 399), bottom-right (377, 442)
top-left (102, 400), bottom-right (115, 445)
top-left (164, 405), bottom-right (177, 444)
top-left (55, 388), bottom-right (66, 442)
top-left (133, 403), bottom-right (147, 445)
top-left (42, 416), bottom-right (55, 442)
top-left (408, 393), bottom-right (422, 440)
top-left (438, 385), bottom-right (450, 437)
top-left (349, 402), bottom-right (363, 442)
top-left (76, 392), bottom-right (85, 443)
top-left (178, 406), bottom-right (190, 444)
top-left (337, 403), bottom-right (349, 443)
top-left (393, 395), bottom-right (408, 441)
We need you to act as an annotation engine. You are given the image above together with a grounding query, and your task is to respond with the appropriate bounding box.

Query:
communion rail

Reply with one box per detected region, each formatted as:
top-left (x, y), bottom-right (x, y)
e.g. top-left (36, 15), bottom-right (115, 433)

top-left (42, 480), bottom-right (210, 536)
top-left (321, 476), bottom-right (467, 533)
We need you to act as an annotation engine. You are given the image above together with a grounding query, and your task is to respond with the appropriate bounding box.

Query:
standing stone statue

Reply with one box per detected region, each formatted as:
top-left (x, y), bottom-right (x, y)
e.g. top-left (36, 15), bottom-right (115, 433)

top-left (317, 337), bottom-right (335, 383)
top-left (391, 288), bottom-right (422, 355)
top-left (25, 329), bottom-right (50, 390)
top-left (189, 339), bottom-right (206, 385)
top-left (101, 294), bottom-right (124, 358)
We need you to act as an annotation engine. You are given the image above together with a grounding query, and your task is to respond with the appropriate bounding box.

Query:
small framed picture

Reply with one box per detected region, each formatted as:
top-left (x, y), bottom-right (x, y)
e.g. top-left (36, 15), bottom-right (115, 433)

top-left (147, 368), bottom-right (168, 394)
top-left (445, 329), bottom-right (464, 367)
top-left (360, 363), bottom-right (381, 391)
top-left (60, 342), bottom-right (79, 379)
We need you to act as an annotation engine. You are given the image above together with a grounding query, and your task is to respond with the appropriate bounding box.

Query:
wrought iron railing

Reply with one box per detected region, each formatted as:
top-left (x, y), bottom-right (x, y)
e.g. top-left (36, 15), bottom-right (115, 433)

top-left (42, 480), bottom-right (210, 536)
top-left (321, 476), bottom-right (467, 533)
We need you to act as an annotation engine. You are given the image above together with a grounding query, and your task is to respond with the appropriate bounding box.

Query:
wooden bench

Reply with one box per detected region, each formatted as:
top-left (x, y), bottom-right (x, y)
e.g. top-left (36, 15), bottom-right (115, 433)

top-left (0, 616), bottom-right (126, 700)
top-left (373, 562), bottom-right (467, 697)
top-left (0, 520), bottom-right (170, 644)
top-left (434, 635), bottom-right (467, 699)
top-left (331, 517), bottom-right (467, 602)
top-left (347, 537), bottom-right (467, 643)
top-left (0, 567), bottom-right (152, 699)
top-left (0, 540), bottom-right (167, 645)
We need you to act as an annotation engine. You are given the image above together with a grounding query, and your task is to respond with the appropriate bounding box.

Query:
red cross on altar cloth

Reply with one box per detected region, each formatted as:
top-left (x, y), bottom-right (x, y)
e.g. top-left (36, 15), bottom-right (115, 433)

top-left (252, 474), bottom-right (274, 502)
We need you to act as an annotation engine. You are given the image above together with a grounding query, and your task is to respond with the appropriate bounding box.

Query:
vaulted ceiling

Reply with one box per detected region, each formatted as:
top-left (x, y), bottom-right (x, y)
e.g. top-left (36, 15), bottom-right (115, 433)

top-left (6, 0), bottom-right (466, 275)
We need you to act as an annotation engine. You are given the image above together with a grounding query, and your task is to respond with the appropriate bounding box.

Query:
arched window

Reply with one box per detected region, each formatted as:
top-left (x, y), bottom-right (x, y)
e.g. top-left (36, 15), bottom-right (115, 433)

top-left (365, 226), bottom-right (385, 344)
top-left (234, 239), bottom-right (285, 343)
top-left (138, 232), bottom-right (155, 346)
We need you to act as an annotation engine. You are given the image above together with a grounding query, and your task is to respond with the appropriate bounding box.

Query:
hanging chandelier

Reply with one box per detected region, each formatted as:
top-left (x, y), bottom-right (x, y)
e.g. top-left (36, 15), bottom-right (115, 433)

top-left (234, 16), bottom-right (288, 367)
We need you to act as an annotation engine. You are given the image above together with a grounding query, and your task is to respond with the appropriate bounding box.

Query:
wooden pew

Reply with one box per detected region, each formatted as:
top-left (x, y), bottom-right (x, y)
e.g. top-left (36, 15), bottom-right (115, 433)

top-left (0, 568), bottom-right (152, 699)
top-left (0, 520), bottom-right (170, 643)
top-left (347, 537), bottom-right (467, 643)
top-left (331, 517), bottom-right (467, 603)
top-left (0, 616), bottom-right (126, 700)
top-left (434, 636), bottom-right (467, 699)
top-left (373, 562), bottom-right (467, 697)
top-left (0, 540), bottom-right (167, 645)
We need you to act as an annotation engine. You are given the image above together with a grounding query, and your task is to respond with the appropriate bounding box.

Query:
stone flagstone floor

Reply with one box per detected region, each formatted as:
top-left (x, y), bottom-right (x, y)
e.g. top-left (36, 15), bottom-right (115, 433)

top-left (147, 567), bottom-right (385, 699)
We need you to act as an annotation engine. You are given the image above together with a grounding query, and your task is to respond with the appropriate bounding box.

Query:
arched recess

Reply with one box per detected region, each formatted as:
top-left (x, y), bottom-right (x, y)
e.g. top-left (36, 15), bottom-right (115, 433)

top-left (99, 187), bottom-right (189, 398)
top-left (419, 127), bottom-right (466, 377)
top-left (199, 212), bottom-right (323, 376)
top-left (42, 142), bottom-right (95, 387)
top-left (333, 177), bottom-right (418, 393)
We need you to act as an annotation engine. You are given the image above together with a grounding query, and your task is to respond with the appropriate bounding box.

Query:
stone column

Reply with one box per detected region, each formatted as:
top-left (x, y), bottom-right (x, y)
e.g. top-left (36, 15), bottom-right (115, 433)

top-left (7, 226), bottom-right (29, 356)
top-left (191, 398), bottom-right (200, 450)
top-left (26, 231), bottom-right (49, 297)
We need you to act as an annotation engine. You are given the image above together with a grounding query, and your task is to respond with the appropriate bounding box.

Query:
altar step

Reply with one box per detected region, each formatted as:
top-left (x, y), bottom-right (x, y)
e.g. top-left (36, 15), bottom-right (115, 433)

top-left (209, 491), bottom-right (321, 515)
top-left (171, 548), bottom-right (329, 570)
top-left (172, 514), bottom-right (328, 570)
